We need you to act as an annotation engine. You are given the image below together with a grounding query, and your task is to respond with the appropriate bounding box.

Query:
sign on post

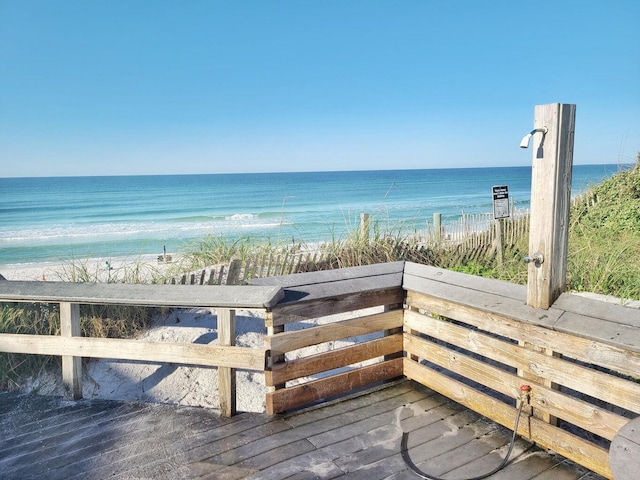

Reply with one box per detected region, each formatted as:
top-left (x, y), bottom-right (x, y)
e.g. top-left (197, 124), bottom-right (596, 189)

top-left (492, 185), bottom-right (510, 219)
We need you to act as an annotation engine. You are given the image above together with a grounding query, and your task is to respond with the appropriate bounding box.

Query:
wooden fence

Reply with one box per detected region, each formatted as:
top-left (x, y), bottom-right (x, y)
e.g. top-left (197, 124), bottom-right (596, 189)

top-left (168, 251), bottom-right (330, 286)
top-left (0, 261), bottom-right (638, 477)
top-left (402, 262), bottom-right (640, 479)
top-left (170, 189), bottom-right (601, 287)
top-left (0, 280), bottom-right (283, 417)
top-left (250, 262), bottom-right (406, 414)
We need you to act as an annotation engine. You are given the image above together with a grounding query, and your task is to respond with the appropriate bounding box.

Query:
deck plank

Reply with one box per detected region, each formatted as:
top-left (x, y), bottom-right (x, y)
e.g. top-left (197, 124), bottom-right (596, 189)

top-left (0, 381), bottom-right (605, 480)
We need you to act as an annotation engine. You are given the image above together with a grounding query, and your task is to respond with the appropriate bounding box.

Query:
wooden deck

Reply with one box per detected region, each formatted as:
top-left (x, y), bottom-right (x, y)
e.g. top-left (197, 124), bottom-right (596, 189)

top-left (0, 381), bottom-right (603, 480)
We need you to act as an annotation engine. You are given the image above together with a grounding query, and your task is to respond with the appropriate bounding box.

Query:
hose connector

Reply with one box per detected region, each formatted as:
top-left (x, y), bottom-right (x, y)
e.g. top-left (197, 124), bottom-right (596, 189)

top-left (519, 384), bottom-right (532, 401)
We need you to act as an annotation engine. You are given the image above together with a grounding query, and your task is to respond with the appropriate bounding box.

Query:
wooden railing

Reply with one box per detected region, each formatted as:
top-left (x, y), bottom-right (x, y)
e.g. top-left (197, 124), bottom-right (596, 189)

top-left (250, 261), bottom-right (406, 414)
top-left (402, 262), bottom-right (640, 479)
top-left (2, 262), bottom-right (639, 478)
top-left (0, 280), bottom-right (283, 417)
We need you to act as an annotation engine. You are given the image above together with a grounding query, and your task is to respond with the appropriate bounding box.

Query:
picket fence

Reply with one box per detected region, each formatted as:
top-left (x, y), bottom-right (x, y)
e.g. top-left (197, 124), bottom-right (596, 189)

top-left (171, 191), bottom-right (597, 285)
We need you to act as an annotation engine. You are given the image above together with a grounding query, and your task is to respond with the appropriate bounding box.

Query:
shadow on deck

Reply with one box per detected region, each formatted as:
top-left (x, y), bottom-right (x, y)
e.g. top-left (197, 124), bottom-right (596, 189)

top-left (0, 380), bottom-right (603, 480)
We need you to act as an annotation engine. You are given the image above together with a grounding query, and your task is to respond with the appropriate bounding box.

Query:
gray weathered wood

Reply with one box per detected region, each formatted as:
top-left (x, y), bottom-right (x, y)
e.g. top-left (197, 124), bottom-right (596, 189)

top-left (404, 273), bottom-right (563, 329)
top-left (554, 292), bottom-right (640, 327)
top-left (250, 261), bottom-right (405, 288)
top-left (526, 103), bottom-right (576, 309)
top-left (60, 302), bottom-right (82, 400)
top-left (610, 417), bottom-right (640, 480)
top-left (403, 262), bottom-right (526, 301)
top-left (0, 334), bottom-right (266, 370)
top-left (0, 280), bottom-right (283, 309)
top-left (256, 264), bottom-right (404, 326)
top-left (554, 311), bottom-right (640, 354)
top-left (0, 378), bottom-right (605, 479)
top-left (218, 308), bottom-right (237, 417)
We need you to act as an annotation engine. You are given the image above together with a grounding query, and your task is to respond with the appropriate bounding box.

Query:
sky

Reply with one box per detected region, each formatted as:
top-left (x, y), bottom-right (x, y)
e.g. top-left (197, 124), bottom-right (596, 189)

top-left (0, 1), bottom-right (638, 177)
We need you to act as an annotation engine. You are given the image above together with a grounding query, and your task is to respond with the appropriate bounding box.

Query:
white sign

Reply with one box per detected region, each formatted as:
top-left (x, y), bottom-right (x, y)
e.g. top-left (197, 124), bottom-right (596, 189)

top-left (492, 185), bottom-right (510, 219)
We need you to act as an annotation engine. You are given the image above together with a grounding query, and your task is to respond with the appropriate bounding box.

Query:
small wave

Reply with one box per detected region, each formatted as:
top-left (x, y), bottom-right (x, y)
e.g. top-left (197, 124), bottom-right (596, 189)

top-left (169, 215), bottom-right (218, 222)
top-left (225, 213), bottom-right (258, 221)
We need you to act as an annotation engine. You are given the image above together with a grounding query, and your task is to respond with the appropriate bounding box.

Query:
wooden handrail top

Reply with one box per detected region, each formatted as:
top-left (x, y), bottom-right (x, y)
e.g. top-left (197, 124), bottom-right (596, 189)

top-left (250, 261), bottom-right (404, 306)
top-left (404, 262), bottom-right (640, 355)
top-left (0, 280), bottom-right (284, 309)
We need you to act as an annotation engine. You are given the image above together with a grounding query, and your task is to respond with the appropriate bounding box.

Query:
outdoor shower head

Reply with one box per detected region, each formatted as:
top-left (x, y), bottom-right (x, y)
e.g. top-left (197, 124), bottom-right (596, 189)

top-left (519, 127), bottom-right (548, 148)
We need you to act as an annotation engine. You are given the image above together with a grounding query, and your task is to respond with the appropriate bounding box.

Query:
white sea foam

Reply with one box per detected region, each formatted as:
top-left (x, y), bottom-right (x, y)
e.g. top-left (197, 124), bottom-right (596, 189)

top-left (225, 213), bottom-right (257, 220)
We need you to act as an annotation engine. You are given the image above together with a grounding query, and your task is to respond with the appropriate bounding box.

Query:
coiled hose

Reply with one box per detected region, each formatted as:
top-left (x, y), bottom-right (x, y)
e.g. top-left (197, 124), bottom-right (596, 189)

top-left (401, 385), bottom-right (531, 480)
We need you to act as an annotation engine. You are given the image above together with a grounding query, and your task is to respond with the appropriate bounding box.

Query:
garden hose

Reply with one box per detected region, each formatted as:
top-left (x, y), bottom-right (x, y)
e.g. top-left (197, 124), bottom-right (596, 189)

top-left (401, 385), bottom-right (532, 480)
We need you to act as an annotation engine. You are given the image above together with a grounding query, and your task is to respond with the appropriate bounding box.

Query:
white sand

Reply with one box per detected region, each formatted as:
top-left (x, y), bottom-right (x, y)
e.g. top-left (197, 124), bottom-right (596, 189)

top-left (0, 254), bottom-right (182, 283)
top-left (22, 307), bottom-right (270, 413)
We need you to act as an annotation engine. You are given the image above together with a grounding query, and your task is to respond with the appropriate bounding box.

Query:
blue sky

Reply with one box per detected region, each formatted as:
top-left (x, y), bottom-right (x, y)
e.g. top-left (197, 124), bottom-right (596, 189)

top-left (1, 1), bottom-right (638, 177)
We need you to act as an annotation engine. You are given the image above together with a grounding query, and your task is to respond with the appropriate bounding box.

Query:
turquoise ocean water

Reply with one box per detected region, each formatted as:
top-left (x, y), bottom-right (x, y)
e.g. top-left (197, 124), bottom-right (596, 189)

top-left (0, 165), bottom-right (623, 267)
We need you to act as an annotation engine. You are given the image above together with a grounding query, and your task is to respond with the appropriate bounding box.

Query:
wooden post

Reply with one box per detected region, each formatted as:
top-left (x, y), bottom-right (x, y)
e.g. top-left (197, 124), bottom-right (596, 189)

top-left (60, 302), bottom-right (82, 400)
top-left (226, 259), bottom-right (242, 285)
top-left (265, 319), bottom-right (285, 416)
top-left (495, 218), bottom-right (504, 265)
top-left (360, 212), bottom-right (370, 242)
top-left (526, 103), bottom-right (576, 309)
top-left (433, 213), bottom-right (442, 243)
top-left (218, 308), bottom-right (236, 416)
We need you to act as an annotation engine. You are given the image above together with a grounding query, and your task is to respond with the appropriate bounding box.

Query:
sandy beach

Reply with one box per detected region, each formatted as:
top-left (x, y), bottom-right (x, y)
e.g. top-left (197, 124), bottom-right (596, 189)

top-left (0, 254), bottom-right (182, 283)
top-left (22, 307), bottom-right (270, 413)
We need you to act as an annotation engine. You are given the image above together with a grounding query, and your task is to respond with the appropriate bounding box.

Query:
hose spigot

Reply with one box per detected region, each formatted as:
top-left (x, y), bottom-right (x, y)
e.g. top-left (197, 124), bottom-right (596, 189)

top-left (519, 384), bottom-right (532, 401)
top-left (524, 253), bottom-right (544, 266)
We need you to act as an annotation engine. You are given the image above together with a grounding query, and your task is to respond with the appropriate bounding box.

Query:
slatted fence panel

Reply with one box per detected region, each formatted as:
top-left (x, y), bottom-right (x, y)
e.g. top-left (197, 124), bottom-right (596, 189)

top-left (403, 263), bottom-right (640, 479)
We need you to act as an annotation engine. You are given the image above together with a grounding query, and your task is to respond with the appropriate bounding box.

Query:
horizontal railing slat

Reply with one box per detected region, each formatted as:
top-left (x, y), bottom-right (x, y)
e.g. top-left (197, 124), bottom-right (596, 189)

top-left (403, 262), bottom-right (526, 301)
top-left (406, 290), bottom-right (640, 379)
top-left (251, 261), bottom-right (405, 288)
top-left (554, 293), bottom-right (640, 327)
top-left (266, 358), bottom-right (403, 414)
top-left (267, 334), bottom-right (402, 386)
top-left (0, 333), bottom-right (266, 370)
top-left (404, 333), bottom-right (627, 441)
top-left (0, 281), bottom-right (284, 309)
top-left (405, 310), bottom-right (640, 415)
top-left (265, 310), bottom-right (403, 355)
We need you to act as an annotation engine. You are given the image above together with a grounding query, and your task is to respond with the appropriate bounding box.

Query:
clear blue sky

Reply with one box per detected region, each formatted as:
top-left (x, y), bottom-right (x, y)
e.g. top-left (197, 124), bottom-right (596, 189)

top-left (1, 1), bottom-right (638, 177)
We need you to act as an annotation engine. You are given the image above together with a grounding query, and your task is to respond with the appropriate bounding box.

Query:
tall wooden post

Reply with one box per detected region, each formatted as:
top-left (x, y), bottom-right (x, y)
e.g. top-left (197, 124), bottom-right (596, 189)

top-left (60, 302), bottom-right (82, 400)
top-left (526, 103), bottom-right (576, 309)
top-left (218, 308), bottom-right (236, 416)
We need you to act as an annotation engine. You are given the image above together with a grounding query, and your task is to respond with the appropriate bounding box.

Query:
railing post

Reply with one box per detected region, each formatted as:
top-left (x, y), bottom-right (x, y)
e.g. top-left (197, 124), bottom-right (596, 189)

top-left (526, 103), bottom-right (576, 309)
top-left (226, 259), bottom-right (242, 285)
top-left (60, 302), bottom-right (82, 400)
top-left (360, 212), bottom-right (370, 242)
top-left (433, 213), bottom-right (442, 243)
top-left (217, 308), bottom-right (236, 416)
top-left (265, 320), bottom-right (284, 416)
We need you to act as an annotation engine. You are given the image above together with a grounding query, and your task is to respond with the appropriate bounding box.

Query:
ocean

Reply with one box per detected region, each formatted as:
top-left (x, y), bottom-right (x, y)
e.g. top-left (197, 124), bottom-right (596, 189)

top-left (0, 165), bottom-right (623, 267)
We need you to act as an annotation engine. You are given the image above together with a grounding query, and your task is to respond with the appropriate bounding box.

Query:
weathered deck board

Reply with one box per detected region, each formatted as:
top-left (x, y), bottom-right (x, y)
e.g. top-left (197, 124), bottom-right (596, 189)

top-left (0, 382), bottom-right (602, 479)
top-left (0, 281), bottom-right (284, 309)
